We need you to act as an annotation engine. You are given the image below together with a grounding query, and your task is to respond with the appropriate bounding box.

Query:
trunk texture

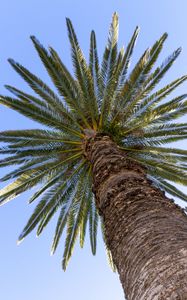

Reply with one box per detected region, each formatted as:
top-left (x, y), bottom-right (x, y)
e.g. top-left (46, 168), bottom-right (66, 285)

top-left (86, 135), bottom-right (187, 300)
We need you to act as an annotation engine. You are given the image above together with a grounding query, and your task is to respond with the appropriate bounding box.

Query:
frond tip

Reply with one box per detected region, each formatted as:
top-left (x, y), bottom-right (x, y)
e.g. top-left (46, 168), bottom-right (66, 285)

top-left (0, 12), bottom-right (187, 271)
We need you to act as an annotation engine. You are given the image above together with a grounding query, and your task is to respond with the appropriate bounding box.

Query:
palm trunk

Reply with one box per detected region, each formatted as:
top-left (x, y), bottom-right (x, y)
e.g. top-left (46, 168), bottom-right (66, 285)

top-left (86, 135), bottom-right (187, 300)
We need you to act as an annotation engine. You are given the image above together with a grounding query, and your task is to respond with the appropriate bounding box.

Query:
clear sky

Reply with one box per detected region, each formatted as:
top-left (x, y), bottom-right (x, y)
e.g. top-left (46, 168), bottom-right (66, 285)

top-left (0, 1), bottom-right (187, 300)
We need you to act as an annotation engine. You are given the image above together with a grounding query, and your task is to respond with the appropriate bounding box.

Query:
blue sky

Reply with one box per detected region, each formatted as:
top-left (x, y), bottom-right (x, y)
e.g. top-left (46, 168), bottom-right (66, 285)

top-left (0, 1), bottom-right (187, 300)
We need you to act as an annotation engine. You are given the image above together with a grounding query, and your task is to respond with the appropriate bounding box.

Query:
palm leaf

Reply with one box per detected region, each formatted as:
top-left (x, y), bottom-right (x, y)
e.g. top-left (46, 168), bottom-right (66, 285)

top-left (141, 47), bottom-right (182, 94)
top-left (98, 13), bottom-right (119, 127)
top-left (37, 174), bottom-right (79, 238)
top-left (0, 152), bottom-right (82, 206)
top-left (0, 156), bottom-right (51, 181)
top-left (101, 219), bottom-right (116, 272)
top-left (66, 19), bottom-right (98, 127)
top-left (0, 96), bottom-right (83, 138)
top-left (128, 153), bottom-right (187, 185)
top-left (8, 59), bottom-right (68, 116)
top-left (115, 26), bottom-right (140, 91)
top-left (126, 76), bottom-right (187, 123)
top-left (89, 193), bottom-right (98, 255)
top-left (31, 36), bottom-right (93, 129)
top-left (18, 161), bottom-right (85, 242)
top-left (148, 175), bottom-right (187, 202)
top-left (62, 166), bottom-right (89, 269)
top-left (89, 31), bottom-right (101, 109)
top-left (143, 123), bottom-right (187, 138)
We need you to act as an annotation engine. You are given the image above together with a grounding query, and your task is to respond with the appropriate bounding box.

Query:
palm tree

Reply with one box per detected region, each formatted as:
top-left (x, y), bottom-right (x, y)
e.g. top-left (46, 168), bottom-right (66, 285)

top-left (1, 12), bottom-right (187, 299)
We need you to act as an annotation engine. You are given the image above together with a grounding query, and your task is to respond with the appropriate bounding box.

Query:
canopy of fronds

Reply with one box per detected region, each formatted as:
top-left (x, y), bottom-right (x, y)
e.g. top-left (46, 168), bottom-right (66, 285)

top-left (0, 13), bottom-right (187, 270)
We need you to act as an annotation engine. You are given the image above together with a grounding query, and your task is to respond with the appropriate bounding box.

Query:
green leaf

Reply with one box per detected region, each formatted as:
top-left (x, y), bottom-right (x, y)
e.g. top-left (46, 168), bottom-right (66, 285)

top-left (62, 167), bottom-right (89, 269)
top-left (127, 76), bottom-right (187, 123)
top-left (111, 48), bottom-right (150, 124)
top-left (148, 175), bottom-right (187, 202)
top-left (89, 194), bottom-right (98, 255)
top-left (0, 96), bottom-right (83, 138)
top-left (129, 153), bottom-right (187, 185)
top-left (143, 123), bottom-right (187, 138)
top-left (0, 156), bottom-right (51, 182)
top-left (116, 26), bottom-right (140, 90)
top-left (101, 220), bottom-right (116, 272)
top-left (18, 161), bottom-right (85, 242)
top-left (99, 13), bottom-right (119, 128)
top-left (8, 59), bottom-right (67, 116)
top-left (66, 19), bottom-right (98, 127)
top-left (89, 31), bottom-right (101, 109)
top-left (142, 47), bottom-right (182, 94)
top-left (0, 152), bottom-right (82, 206)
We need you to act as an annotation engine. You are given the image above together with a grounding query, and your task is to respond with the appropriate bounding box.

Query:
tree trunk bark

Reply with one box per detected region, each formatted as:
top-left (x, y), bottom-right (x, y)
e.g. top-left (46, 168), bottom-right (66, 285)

top-left (86, 135), bottom-right (187, 300)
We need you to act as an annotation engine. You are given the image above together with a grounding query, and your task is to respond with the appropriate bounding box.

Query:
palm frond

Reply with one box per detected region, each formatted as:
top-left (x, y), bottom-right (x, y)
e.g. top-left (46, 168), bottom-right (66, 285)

top-left (62, 166), bottom-right (89, 269)
top-left (5, 85), bottom-right (50, 109)
top-left (120, 94), bottom-right (187, 136)
top-left (18, 161), bottom-right (85, 242)
top-left (29, 169), bottom-right (67, 204)
top-left (31, 36), bottom-right (94, 129)
top-left (89, 193), bottom-right (98, 255)
top-left (111, 48), bottom-right (150, 124)
top-left (0, 156), bottom-right (51, 181)
top-left (121, 145), bottom-right (187, 158)
top-left (126, 76), bottom-right (187, 123)
top-left (101, 219), bottom-right (116, 272)
top-left (100, 12), bottom-right (118, 89)
top-left (7, 59), bottom-right (68, 115)
top-left (110, 31), bottom-right (168, 123)
top-left (37, 173), bottom-right (79, 238)
top-left (0, 129), bottom-right (78, 144)
top-left (79, 190), bottom-right (91, 248)
top-left (123, 32), bottom-right (168, 110)
top-left (143, 123), bottom-right (187, 138)
top-left (99, 13), bottom-right (119, 127)
top-left (143, 47), bottom-right (182, 94)
top-left (148, 174), bottom-right (187, 202)
top-left (115, 26), bottom-right (140, 91)
top-left (142, 95), bottom-right (187, 125)
top-left (111, 48), bottom-right (182, 126)
top-left (89, 31), bottom-right (101, 109)
top-left (79, 167), bottom-right (92, 248)
top-left (0, 152), bottom-right (82, 206)
top-left (66, 19), bottom-right (98, 128)
top-left (0, 96), bottom-right (83, 138)
top-left (128, 153), bottom-right (187, 186)
top-left (122, 133), bottom-right (187, 148)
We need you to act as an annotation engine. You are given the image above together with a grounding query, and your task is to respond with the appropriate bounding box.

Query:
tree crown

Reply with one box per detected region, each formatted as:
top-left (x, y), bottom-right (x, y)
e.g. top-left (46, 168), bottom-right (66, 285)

top-left (0, 13), bottom-right (187, 269)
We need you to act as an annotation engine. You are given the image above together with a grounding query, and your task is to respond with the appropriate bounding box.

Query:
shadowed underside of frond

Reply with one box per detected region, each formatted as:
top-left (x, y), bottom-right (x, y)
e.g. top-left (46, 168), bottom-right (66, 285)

top-left (0, 12), bottom-right (187, 270)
